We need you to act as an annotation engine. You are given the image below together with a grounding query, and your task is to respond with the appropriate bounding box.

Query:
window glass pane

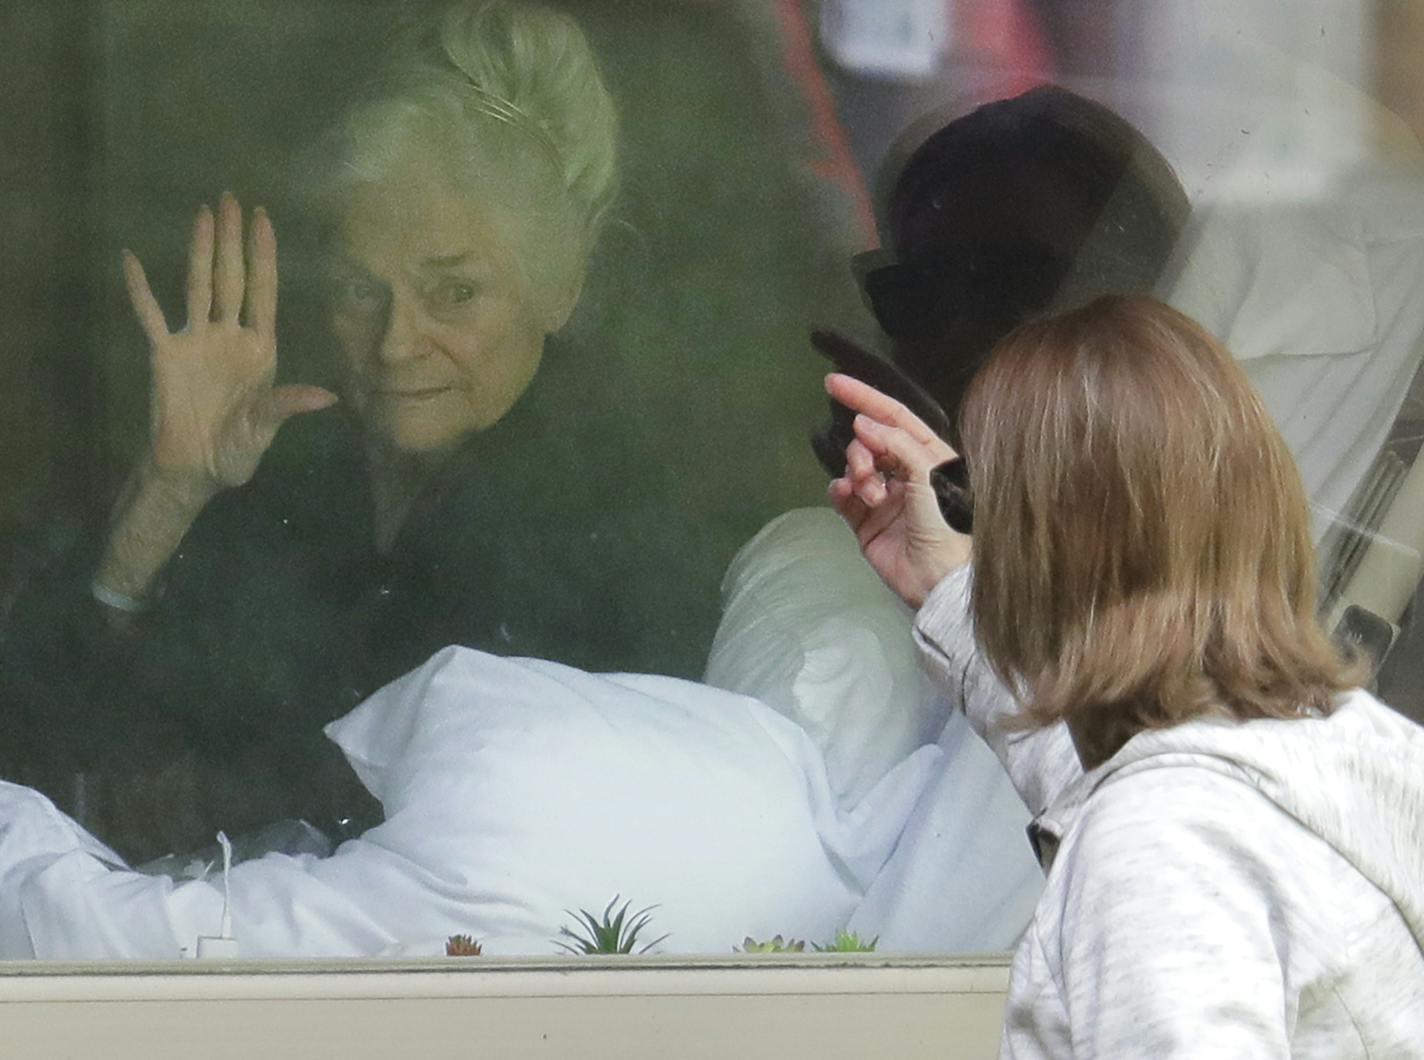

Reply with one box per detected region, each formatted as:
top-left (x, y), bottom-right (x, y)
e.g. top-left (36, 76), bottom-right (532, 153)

top-left (0, 0), bottom-right (1418, 964)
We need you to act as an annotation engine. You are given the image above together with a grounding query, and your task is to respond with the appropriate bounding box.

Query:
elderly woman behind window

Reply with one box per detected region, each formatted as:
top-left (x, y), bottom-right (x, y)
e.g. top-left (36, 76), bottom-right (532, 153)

top-left (0, 0), bottom-right (714, 865)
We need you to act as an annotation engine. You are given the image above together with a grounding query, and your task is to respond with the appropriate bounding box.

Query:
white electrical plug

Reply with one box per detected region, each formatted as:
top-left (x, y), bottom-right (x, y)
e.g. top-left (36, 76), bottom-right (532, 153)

top-left (195, 831), bottom-right (240, 959)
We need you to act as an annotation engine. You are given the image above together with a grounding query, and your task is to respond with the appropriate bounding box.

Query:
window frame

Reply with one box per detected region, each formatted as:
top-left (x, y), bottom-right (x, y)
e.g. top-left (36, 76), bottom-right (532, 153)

top-left (0, 953), bottom-right (1012, 1057)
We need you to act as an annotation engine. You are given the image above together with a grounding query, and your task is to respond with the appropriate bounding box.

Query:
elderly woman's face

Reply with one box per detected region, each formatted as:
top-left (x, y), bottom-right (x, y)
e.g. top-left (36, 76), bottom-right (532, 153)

top-left (330, 180), bottom-right (547, 454)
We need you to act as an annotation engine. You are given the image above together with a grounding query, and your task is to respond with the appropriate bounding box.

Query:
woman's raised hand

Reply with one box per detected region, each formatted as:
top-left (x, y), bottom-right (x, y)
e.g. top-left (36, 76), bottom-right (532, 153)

top-left (122, 193), bottom-right (336, 499)
top-left (825, 373), bottom-right (972, 608)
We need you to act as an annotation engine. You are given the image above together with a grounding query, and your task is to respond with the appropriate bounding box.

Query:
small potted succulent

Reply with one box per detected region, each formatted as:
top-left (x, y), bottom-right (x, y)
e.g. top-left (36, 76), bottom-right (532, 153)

top-left (554, 896), bottom-right (669, 956)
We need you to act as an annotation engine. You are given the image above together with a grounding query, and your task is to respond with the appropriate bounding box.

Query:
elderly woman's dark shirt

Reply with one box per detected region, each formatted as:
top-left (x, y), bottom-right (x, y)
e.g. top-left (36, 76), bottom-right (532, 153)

top-left (0, 340), bottom-right (716, 862)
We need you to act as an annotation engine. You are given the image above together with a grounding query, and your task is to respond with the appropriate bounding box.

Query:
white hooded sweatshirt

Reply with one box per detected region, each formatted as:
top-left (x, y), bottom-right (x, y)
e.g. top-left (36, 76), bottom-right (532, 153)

top-left (915, 565), bottom-right (1424, 1058)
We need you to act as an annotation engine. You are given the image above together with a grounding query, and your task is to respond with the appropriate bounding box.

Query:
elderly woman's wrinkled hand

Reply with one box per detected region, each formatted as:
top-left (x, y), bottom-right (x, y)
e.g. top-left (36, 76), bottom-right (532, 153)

top-left (122, 193), bottom-right (336, 502)
top-left (825, 373), bottom-right (971, 609)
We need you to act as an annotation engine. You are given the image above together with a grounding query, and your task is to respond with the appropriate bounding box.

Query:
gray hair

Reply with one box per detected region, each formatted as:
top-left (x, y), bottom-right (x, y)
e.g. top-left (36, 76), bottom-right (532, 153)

top-left (316, 0), bottom-right (619, 318)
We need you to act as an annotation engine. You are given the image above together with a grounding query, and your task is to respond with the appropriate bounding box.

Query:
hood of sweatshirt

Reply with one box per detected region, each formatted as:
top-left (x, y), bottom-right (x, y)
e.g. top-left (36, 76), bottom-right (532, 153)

top-left (1037, 688), bottom-right (1424, 946)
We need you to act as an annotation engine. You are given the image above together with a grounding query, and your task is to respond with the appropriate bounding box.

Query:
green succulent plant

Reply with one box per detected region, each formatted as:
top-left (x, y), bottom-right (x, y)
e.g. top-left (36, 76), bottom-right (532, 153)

top-left (736, 934), bottom-right (807, 953)
top-left (813, 929), bottom-right (879, 953)
top-left (554, 896), bottom-right (669, 956)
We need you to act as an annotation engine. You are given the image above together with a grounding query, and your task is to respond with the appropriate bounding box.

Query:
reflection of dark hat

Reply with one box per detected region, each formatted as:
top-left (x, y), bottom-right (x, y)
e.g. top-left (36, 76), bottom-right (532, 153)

top-left (868, 86), bottom-right (1189, 339)
top-left (856, 242), bottom-right (1063, 341)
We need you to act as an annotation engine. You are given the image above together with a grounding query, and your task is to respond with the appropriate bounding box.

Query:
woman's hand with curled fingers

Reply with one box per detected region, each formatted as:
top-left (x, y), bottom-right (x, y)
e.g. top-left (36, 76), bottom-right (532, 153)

top-left (825, 373), bottom-right (972, 609)
top-left (122, 193), bottom-right (336, 502)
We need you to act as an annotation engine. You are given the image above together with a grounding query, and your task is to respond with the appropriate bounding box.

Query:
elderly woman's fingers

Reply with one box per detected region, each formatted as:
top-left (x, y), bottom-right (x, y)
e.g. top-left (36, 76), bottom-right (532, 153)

top-left (184, 205), bottom-right (214, 329)
top-left (244, 207), bottom-right (277, 343)
top-left (212, 192), bottom-right (245, 323)
top-left (255, 384), bottom-right (339, 437)
top-left (122, 251), bottom-right (170, 346)
top-left (826, 372), bottom-right (958, 458)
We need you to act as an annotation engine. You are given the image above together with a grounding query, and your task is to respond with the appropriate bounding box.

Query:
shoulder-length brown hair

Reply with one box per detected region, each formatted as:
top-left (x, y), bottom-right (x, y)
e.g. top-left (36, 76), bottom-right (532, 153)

top-left (960, 295), bottom-right (1356, 761)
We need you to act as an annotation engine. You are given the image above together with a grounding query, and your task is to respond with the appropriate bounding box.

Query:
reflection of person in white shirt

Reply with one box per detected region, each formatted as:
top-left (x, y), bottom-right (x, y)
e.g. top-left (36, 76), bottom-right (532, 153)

top-left (1163, 135), bottom-right (1424, 546)
top-left (1106, 47), bottom-right (1424, 607)
top-left (707, 82), bottom-right (1424, 951)
top-left (841, 86), bottom-right (1189, 456)
top-left (827, 295), bottom-right (1424, 1056)
top-left (710, 86), bottom-right (1195, 950)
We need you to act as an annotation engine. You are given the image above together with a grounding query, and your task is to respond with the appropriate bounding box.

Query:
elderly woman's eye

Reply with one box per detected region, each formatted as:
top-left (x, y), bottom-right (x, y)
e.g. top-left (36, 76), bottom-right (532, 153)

top-left (433, 280), bottom-right (479, 310)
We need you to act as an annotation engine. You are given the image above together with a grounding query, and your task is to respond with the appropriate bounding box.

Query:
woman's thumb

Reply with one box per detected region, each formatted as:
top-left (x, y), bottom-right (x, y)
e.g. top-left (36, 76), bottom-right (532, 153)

top-left (265, 384), bottom-right (339, 426)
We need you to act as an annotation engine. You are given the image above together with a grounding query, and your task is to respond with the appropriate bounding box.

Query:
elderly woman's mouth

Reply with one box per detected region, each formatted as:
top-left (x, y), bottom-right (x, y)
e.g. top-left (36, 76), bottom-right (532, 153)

top-left (372, 386), bottom-right (455, 403)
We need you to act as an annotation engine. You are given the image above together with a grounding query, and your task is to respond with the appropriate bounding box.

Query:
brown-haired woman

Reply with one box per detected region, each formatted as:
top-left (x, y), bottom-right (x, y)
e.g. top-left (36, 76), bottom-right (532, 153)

top-left (828, 294), bottom-right (1424, 1056)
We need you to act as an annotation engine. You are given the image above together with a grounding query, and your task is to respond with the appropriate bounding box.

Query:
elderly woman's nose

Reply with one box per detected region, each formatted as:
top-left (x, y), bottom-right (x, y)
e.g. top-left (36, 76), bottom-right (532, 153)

top-left (376, 296), bottom-right (426, 364)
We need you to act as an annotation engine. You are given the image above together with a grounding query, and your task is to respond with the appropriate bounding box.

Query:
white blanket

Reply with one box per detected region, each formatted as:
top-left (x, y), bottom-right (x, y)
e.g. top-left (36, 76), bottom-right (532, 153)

top-left (706, 509), bottom-right (1046, 951)
top-left (0, 647), bottom-right (939, 959)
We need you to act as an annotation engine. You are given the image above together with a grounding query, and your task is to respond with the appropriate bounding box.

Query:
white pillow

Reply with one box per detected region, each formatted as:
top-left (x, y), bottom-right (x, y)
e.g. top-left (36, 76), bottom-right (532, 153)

top-left (704, 512), bottom-right (1049, 950)
top-left (325, 647), bottom-right (941, 955)
top-left (0, 646), bottom-right (941, 959)
top-left (704, 508), bottom-right (950, 808)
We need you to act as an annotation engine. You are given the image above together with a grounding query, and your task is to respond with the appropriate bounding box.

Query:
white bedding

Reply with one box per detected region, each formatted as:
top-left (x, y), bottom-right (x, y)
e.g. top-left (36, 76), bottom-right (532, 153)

top-left (705, 508), bottom-right (1045, 952)
top-left (0, 647), bottom-right (939, 959)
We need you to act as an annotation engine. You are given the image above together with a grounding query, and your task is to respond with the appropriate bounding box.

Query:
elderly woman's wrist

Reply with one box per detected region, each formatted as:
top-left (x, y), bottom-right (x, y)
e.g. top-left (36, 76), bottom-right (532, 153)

top-left (93, 459), bottom-right (216, 607)
top-left (136, 458), bottom-right (221, 512)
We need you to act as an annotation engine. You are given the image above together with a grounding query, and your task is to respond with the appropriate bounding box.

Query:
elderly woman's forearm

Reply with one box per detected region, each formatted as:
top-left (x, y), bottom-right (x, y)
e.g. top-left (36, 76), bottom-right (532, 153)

top-left (94, 460), bottom-right (217, 604)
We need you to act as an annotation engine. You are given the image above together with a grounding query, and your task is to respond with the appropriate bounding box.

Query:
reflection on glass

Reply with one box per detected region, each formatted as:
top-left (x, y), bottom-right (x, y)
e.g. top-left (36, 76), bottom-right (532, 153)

top-left (0, 0), bottom-right (1418, 965)
top-left (718, 85), bottom-right (1195, 955)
